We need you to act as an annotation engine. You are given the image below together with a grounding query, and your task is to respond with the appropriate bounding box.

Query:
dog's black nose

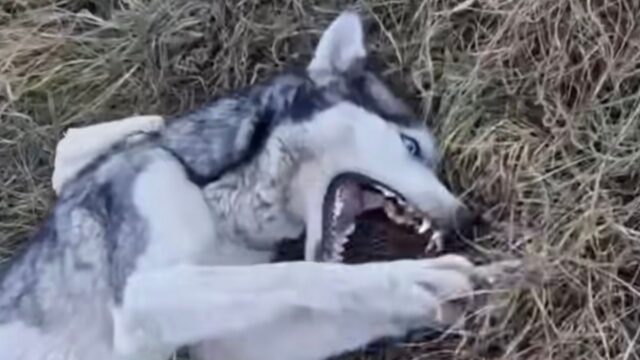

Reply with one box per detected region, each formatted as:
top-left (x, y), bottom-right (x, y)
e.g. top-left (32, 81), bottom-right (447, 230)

top-left (441, 206), bottom-right (486, 251)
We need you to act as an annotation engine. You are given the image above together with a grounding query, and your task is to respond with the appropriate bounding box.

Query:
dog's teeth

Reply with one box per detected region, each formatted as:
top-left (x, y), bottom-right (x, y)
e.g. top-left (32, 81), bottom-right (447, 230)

top-left (383, 200), bottom-right (393, 213)
top-left (417, 218), bottom-right (431, 234)
top-left (425, 231), bottom-right (444, 254)
top-left (384, 200), bottom-right (398, 217)
top-left (345, 223), bottom-right (356, 236)
top-left (375, 185), bottom-right (396, 198)
top-left (432, 231), bottom-right (443, 243)
top-left (384, 202), bottom-right (408, 225)
top-left (333, 197), bottom-right (345, 217)
top-left (333, 239), bottom-right (346, 258)
top-left (331, 251), bottom-right (344, 262)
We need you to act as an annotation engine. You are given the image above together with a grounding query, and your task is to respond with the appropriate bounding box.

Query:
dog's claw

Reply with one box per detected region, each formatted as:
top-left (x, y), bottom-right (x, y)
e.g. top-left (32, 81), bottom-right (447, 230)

top-left (471, 259), bottom-right (540, 290)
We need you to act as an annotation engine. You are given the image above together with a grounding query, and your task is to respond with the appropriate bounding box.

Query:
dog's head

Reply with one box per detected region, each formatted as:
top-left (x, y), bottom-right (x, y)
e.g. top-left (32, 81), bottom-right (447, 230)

top-left (253, 12), bottom-right (478, 261)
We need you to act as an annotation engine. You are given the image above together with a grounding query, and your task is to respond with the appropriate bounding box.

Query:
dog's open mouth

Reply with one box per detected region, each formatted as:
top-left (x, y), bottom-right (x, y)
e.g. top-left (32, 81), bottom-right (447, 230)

top-left (319, 173), bottom-right (443, 262)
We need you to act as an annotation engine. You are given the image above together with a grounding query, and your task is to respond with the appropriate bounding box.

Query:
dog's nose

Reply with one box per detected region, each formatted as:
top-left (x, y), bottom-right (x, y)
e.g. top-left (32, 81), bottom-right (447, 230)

top-left (441, 206), bottom-right (486, 251)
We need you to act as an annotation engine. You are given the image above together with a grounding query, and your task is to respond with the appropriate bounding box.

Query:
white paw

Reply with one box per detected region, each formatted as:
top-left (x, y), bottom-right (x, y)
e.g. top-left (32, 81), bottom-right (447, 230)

top-left (52, 115), bottom-right (165, 194)
top-left (379, 255), bottom-right (476, 330)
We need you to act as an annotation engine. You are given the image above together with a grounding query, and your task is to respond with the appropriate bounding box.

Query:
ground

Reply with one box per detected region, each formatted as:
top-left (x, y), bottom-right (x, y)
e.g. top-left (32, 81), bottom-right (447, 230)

top-left (1, 0), bottom-right (639, 359)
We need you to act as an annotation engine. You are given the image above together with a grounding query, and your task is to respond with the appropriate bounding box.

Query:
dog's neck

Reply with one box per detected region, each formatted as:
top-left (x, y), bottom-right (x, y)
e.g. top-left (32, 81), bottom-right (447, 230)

top-left (200, 139), bottom-right (306, 264)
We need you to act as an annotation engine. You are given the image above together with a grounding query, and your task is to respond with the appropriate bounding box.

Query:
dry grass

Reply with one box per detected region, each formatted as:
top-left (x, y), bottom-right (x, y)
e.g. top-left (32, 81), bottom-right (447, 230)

top-left (1, 0), bottom-right (640, 359)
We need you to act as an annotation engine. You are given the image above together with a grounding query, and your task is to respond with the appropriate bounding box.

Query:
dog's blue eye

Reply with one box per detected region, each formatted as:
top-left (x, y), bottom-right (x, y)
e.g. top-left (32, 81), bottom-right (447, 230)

top-left (401, 135), bottom-right (421, 157)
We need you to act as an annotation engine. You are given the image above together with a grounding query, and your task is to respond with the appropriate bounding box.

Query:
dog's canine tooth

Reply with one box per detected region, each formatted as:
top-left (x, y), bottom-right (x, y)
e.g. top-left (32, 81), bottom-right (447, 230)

top-left (417, 218), bottom-right (431, 234)
top-left (425, 231), bottom-right (444, 254)
top-left (344, 223), bottom-right (356, 236)
top-left (404, 204), bottom-right (418, 214)
top-left (383, 200), bottom-right (402, 224)
top-left (374, 185), bottom-right (397, 199)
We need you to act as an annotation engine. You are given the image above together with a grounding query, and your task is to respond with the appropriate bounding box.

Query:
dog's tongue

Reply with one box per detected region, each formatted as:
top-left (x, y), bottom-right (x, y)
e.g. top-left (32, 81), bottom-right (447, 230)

top-left (334, 181), bottom-right (363, 232)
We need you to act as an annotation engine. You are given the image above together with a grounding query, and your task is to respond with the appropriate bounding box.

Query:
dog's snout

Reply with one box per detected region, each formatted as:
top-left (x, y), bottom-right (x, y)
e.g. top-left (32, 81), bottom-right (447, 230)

top-left (440, 206), bottom-right (485, 251)
top-left (457, 206), bottom-right (481, 230)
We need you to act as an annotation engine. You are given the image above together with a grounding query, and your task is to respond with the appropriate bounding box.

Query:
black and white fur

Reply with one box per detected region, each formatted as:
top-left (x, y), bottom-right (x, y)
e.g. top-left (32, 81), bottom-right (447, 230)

top-left (2, 12), bottom-right (502, 360)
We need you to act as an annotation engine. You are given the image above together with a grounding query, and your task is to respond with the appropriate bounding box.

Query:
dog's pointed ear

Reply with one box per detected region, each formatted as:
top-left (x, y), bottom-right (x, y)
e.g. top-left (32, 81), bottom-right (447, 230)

top-left (308, 12), bottom-right (366, 73)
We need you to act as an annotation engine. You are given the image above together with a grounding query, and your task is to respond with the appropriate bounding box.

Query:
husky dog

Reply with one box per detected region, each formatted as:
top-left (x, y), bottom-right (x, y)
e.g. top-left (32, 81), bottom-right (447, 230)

top-left (0, 12), bottom-right (518, 360)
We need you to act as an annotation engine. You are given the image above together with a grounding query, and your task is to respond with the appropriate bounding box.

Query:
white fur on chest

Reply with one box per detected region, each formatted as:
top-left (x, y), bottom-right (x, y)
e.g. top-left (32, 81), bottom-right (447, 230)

top-left (132, 158), bottom-right (218, 270)
top-left (203, 181), bottom-right (304, 251)
top-left (130, 153), bottom-right (297, 269)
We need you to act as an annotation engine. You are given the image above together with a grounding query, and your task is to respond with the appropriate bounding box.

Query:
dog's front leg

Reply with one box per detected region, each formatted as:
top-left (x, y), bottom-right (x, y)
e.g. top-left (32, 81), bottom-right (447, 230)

top-left (113, 256), bottom-right (485, 360)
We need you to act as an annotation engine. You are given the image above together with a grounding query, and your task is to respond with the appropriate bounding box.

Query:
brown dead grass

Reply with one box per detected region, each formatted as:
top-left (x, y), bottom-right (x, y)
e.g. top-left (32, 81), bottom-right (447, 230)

top-left (1, 0), bottom-right (639, 359)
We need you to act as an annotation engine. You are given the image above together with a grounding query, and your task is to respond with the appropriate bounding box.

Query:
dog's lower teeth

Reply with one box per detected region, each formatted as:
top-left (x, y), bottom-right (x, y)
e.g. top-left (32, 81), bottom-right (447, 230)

top-left (433, 231), bottom-right (443, 244)
top-left (378, 192), bottom-right (441, 245)
top-left (425, 231), bottom-right (444, 253)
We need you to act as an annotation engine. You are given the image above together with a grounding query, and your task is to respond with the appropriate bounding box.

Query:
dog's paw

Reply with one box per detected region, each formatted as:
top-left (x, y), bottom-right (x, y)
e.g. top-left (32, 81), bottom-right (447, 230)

top-left (52, 115), bottom-right (165, 194)
top-left (368, 255), bottom-right (474, 332)
top-left (381, 255), bottom-right (526, 331)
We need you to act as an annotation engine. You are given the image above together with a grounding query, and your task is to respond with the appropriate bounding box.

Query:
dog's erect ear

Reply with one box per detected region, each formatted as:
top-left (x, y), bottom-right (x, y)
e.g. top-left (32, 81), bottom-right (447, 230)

top-left (308, 12), bottom-right (366, 73)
